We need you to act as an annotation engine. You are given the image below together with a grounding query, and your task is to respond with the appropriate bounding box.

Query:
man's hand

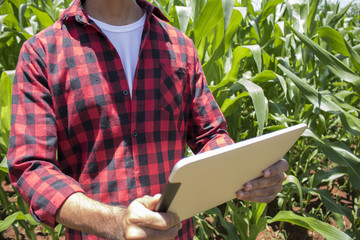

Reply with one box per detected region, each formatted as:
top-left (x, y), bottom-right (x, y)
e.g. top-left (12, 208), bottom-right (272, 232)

top-left (236, 159), bottom-right (289, 203)
top-left (56, 193), bottom-right (181, 240)
top-left (121, 194), bottom-right (182, 240)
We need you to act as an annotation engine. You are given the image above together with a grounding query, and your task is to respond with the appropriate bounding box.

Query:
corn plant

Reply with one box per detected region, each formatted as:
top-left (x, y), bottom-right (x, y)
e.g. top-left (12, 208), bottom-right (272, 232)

top-left (157, 0), bottom-right (360, 239)
top-left (1, 0), bottom-right (360, 239)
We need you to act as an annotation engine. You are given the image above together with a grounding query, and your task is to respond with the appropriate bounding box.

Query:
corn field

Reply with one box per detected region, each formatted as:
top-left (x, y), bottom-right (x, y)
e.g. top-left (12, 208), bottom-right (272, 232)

top-left (0, 0), bottom-right (360, 239)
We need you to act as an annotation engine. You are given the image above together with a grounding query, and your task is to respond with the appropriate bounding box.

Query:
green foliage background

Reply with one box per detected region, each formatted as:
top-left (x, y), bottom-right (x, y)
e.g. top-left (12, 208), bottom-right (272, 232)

top-left (0, 0), bottom-right (360, 239)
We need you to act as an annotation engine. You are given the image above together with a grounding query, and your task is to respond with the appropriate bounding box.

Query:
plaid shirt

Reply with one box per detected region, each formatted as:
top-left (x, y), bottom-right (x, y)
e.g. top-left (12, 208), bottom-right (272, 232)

top-left (7, 0), bottom-right (233, 239)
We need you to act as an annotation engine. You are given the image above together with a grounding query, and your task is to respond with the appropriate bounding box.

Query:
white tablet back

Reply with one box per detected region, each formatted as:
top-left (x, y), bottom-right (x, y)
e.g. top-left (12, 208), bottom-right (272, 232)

top-left (156, 123), bottom-right (307, 221)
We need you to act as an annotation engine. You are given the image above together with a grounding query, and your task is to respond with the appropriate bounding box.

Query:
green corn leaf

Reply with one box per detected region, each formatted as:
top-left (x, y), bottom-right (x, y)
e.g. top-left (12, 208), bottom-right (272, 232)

top-left (335, 90), bottom-right (356, 100)
top-left (268, 114), bottom-right (298, 125)
top-left (259, 0), bottom-right (284, 24)
top-left (28, 5), bottom-right (54, 29)
top-left (318, 27), bottom-right (349, 57)
top-left (307, 0), bottom-right (320, 36)
top-left (333, 213), bottom-right (346, 232)
top-left (222, 0), bottom-right (234, 34)
top-left (24, 213), bottom-right (38, 225)
top-left (326, 1), bottom-right (353, 28)
top-left (0, 155), bottom-right (8, 173)
top-left (55, 224), bottom-right (66, 237)
top-left (318, 27), bottom-right (360, 72)
top-left (353, 44), bottom-right (360, 54)
top-left (243, 45), bottom-right (262, 72)
top-left (227, 201), bottom-right (248, 240)
top-left (0, 212), bottom-right (38, 232)
top-left (240, 0), bottom-right (255, 16)
top-left (251, 202), bottom-right (267, 225)
top-left (2, 13), bottom-right (20, 32)
top-left (250, 19), bottom-right (261, 43)
top-left (329, 141), bottom-right (360, 164)
top-left (150, 0), bottom-right (170, 19)
top-left (312, 166), bottom-right (347, 187)
top-left (0, 212), bottom-right (21, 232)
top-left (0, 71), bottom-right (13, 154)
top-left (237, 79), bottom-right (268, 135)
top-left (39, 0), bottom-right (58, 21)
top-left (221, 91), bottom-right (248, 116)
top-left (175, 6), bottom-right (191, 33)
top-left (189, 0), bottom-right (205, 25)
top-left (225, 46), bottom-right (252, 79)
top-left (249, 217), bottom-right (267, 240)
top-left (251, 70), bottom-right (287, 97)
top-left (0, 14), bottom-right (6, 30)
top-left (303, 129), bottom-right (360, 191)
top-left (235, 7), bottom-right (247, 20)
top-left (193, 0), bottom-right (223, 47)
top-left (268, 211), bottom-right (352, 240)
top-left (320, 90), bottom-right (359, 112)
top-left (286, 23), bottom-right (360, 88)
top-left (345, 40), bottom-right (360, 73)
top-left (0, 175), bottom-right (10, 211)
top-left (252, 70), bottom-right (278, 83)
top-left (274, 21), bottom-right (285, 48)
top-left (308, 189), bottom-right (353, 222)
top-left (207, 208), bottom-right (240, 240)
top-left (18, 3), bottom-right (28, 32)
top-left (209, 78), bottom-right (236, 92)
top-left (220, 8), bottom-right (243, 55)
top-left (279, 64), bottom-right (360, 136)
top-left (283, 175), bottom-right (304, 214)
top-left (202, 8), bottom-right (242, 74)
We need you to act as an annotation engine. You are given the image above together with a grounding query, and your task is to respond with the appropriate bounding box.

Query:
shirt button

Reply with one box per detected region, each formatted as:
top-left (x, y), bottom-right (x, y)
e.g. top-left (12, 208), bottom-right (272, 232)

top-left (123, 90), bottom-right (129, 96)
top-left (111, 50), bottom-right (116, 56)
top-left (132, 130), bottom-right (138, 137)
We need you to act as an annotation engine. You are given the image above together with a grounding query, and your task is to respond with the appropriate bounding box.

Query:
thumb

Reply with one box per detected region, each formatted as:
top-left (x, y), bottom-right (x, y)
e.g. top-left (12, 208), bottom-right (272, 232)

top-left (137, 194), bottom-right (161, 211)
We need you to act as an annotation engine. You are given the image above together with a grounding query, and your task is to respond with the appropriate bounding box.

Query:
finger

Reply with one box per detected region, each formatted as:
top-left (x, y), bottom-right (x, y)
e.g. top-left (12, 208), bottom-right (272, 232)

top-left (239, 193), bottom-right (278, 203)
top-left (236, 184), bottom-right (283, 200)
top-left (128, 200), bottom-right (180, 230)
top-left (125, 222), bottom-right (182, 240)
top-left (138, 195), bottom-right (161, 211)
top-left (242, 173), bottom-right (287, 191)
top-left (263, 159), bottom-right (289, 177)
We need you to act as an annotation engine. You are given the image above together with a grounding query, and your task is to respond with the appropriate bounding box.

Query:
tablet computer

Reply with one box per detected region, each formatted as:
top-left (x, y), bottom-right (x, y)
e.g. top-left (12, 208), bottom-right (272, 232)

top-left (155, 123), bottom-right (307, 221)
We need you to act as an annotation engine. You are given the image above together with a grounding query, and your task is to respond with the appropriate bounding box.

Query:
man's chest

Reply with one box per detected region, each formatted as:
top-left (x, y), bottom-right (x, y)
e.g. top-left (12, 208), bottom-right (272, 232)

top-left (45, 23), bottom-right (192, 149)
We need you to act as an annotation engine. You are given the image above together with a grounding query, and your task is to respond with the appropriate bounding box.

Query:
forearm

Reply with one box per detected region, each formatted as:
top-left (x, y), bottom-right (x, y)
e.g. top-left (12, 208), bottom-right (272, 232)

top-left (56, 193), bottom-right (124, 240)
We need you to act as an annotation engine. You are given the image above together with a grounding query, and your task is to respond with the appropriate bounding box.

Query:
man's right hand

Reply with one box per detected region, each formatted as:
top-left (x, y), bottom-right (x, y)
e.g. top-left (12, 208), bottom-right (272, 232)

top-left (56, 193), bottom-right (181, 240)
top-left (121, 194), bottom-right (181, 239)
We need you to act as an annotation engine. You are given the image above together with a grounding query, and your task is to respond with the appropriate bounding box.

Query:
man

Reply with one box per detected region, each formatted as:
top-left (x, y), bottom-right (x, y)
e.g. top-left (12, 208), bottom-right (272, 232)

top-left (7, 0), bottom-right (288, 239)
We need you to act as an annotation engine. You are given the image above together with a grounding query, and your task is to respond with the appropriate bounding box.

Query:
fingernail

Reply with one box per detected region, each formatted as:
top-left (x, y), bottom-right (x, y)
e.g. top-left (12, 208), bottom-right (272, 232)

top-left (264, 170), bottom-right (270, 177)
top-left (245, 183), bottom-right (252, 190)
top-left (237, 191), bottom-right (244, 199)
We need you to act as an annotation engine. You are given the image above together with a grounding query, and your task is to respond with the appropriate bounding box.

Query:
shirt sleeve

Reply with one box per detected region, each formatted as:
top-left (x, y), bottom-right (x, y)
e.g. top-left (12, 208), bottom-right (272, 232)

top-left (7, 39), bottom-right (85, 227)
top-left (186, 46), bottom-right (234, 154)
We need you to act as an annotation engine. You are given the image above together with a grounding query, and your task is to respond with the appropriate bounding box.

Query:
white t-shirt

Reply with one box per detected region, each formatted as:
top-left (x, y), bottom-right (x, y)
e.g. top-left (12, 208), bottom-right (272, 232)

top-left (89, 14), bottom-right (146, 98)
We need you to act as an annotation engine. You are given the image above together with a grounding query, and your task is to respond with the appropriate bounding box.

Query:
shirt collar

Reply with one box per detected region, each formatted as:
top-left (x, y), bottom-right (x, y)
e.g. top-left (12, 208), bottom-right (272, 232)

top-left (60, 0), bottom-right (169, 24)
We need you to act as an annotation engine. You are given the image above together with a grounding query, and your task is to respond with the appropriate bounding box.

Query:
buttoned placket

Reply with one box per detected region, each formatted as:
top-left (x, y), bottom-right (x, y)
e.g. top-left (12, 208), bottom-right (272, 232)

top-left (130, 16), bottom-right (152, 196)
top-left (78, 13), bottom-right (142, 197)
top-left (80, 11), bottom-right (154, 198)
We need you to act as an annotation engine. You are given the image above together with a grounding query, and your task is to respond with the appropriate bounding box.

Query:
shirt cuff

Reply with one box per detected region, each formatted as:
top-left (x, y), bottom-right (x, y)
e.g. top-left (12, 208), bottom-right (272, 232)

top-left (28, 178), bottom-right (85, 228)
top-left (198, 134), bottom-right (234, 154)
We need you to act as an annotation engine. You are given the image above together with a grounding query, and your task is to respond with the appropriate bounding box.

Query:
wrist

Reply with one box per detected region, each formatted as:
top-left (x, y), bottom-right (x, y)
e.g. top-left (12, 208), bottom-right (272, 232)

top-left (110, 205), bottom-right (126, 240)
top-left (56, 193), bottom-right (127, 240)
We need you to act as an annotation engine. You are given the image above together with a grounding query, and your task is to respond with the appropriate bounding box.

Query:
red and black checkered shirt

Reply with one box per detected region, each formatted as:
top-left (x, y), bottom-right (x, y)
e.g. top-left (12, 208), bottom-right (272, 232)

top-left (7, 0), bottom-right (234, 239)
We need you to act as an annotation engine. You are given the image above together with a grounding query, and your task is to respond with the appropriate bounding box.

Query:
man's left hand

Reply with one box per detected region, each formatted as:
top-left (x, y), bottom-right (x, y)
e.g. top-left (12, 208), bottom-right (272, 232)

top-left (236, 159), bottom-right (289, 203)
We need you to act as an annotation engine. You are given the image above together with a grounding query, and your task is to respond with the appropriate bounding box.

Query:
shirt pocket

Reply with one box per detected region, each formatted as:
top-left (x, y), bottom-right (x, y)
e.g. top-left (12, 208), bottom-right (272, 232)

top-left (158, 63), bottom-right (188, 119)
